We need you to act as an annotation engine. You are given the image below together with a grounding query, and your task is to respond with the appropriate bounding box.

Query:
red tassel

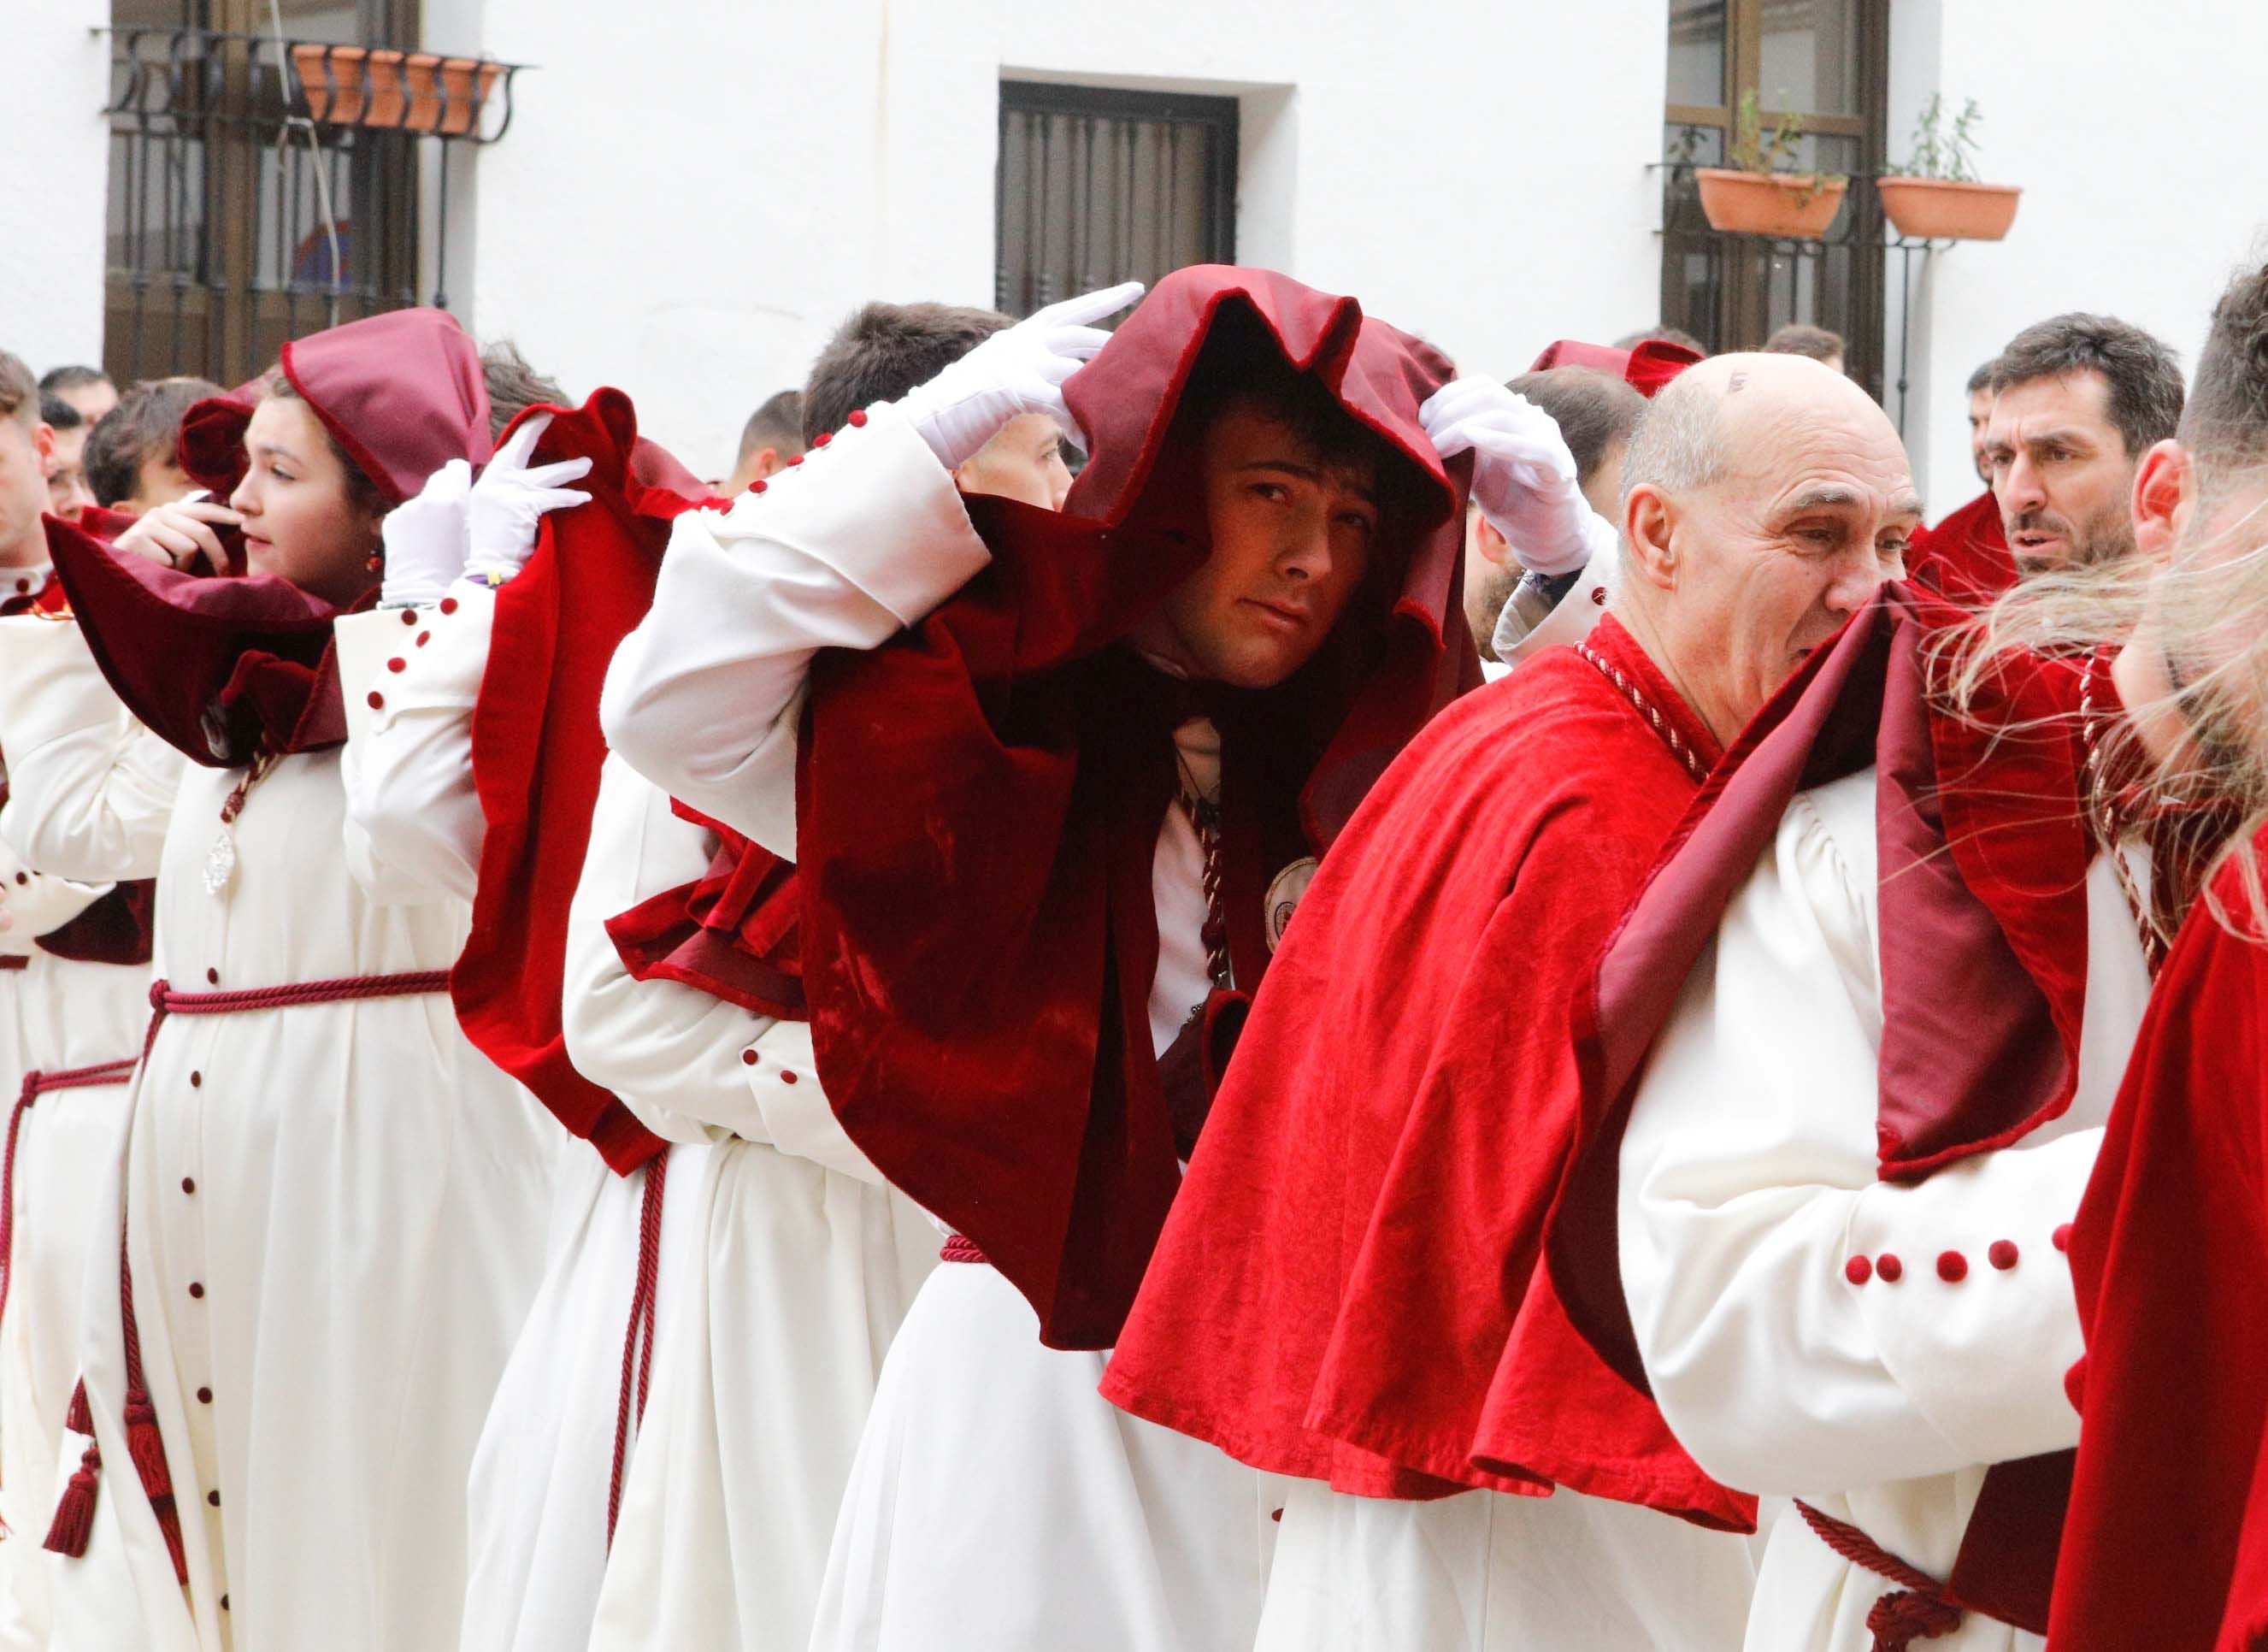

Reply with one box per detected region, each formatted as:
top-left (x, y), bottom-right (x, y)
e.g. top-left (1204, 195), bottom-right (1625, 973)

top-left (64, 1378), bottom-right (91, 1435)
top-left (43, 1443), bottom-right (100, 1557)
top-left (149, 1493), bottom-right (187, 1584)
top-left (122, 1394), bottom-right (171, 1499)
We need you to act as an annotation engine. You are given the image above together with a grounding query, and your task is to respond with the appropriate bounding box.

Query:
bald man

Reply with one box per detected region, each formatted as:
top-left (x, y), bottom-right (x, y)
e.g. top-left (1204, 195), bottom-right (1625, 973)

top-left (1104, 353), bottom-right (1911, 1651)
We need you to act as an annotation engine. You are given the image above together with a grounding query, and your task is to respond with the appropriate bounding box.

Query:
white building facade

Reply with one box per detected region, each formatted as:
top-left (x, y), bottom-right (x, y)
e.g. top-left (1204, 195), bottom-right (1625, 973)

top-left (8, 0), bottom-right (2266, 509)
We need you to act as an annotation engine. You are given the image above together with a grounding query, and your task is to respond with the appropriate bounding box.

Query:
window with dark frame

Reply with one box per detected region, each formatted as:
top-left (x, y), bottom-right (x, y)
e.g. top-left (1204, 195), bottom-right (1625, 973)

top-left (995, 80), bottom-right (1237, 321)
top-left (1659, 0), bottom-right (1890, 398)
top-left (102, 0), bottom-right (439, 386)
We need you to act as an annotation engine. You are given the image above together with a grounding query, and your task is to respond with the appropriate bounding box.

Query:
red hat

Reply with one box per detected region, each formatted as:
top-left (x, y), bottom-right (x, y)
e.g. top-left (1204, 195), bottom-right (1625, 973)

top-left (1528, 337), bottom-right (1703, 399)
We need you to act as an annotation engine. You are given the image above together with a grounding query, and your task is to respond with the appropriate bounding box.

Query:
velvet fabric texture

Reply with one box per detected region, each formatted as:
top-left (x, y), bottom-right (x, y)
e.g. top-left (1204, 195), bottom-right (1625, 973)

top-left (1906, 487), bottom-right (2014, 605)
top-left (604, 799), bottom-right (804, 1020)
top-left (451, 392), bottom-right (714, 1176)
top-left (1547, 583), bottom-right (2112, 1632)
top-left (1527, 338), bottom-right (1704, 398)
top-left (796, 266), bottom-right (1479, 1350)
top-left (2052, 827), bottom-right (2268, 1651)
top-left (1101, 613), bottom-right (1752, 1532)
top-left (180, 308), bottom-right (492, 509)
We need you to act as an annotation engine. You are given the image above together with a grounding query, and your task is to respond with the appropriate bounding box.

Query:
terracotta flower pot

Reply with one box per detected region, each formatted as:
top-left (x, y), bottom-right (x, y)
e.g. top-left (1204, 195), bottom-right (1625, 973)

top-left (292, 44), bottom-right (364, 123)
top-left (1877, 178), bottom-right (2022, 242)
top-left (404, 54), bottom-right (501, 135)
top-left (1694, 168), bottom-right (1849, 239)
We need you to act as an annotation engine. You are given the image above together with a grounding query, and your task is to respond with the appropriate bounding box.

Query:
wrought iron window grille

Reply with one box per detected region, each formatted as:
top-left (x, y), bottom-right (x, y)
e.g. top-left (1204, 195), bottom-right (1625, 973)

top-left (99, 23), bottom-right (530, 385)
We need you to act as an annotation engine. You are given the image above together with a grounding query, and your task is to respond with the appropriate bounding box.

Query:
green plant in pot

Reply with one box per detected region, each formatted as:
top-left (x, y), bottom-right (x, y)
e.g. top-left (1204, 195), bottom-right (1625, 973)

top-left (1879, 96), bottom-right (2023, 241)
top-left (1694, 91), bottom-right (1851, 239)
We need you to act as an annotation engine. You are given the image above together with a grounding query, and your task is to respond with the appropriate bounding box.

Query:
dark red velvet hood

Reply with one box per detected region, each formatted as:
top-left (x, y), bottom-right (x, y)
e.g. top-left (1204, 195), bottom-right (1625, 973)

top-left (58, 310), bottom-right (493, 766)
top-left (180, 308), bottom-right (492, 509)
top-left (450, 391), bottom-right (715, 1175)
top-left (1529, 338), bottom-right (1703, 398)
top-left (1907, 487), bottom-right (2014, 605)
top-left (1548, 582), bottom-right (2115, 1633)
top-left (797, 265), bottom-right (1481, 1348)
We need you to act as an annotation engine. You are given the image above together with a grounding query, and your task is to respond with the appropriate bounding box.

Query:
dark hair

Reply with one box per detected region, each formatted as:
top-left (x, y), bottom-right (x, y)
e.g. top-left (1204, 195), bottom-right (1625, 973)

top-left (264, 373), bottom-right (389, 518)
top-left (1965, 357), bottom-right (1999, 397)
top-left (2180, 259), bottom-right (2268, 487)
top-left (737, 389), bottom-right (804, 464)
top-left (83, 375), bottom-right (224, 506)
top-left (1991, 312), bottom-right (2184, 457)
top-left (1613, 325), bottom-right (1708, 355)
top-left (1763, 322), bottom-right (1845, 363)
top-left (802, 301), bottom-right (1011, 445)
top-left (480, 340), bottom-right (568, 440)
top-left (38, 364), bottom-right (111, 396)
top-left (0, 351), bottom-right (36, 428)
top-left (38, 392), bottom-right (85, 433)
top-left (1505, 367), bottom-right (1647, 493)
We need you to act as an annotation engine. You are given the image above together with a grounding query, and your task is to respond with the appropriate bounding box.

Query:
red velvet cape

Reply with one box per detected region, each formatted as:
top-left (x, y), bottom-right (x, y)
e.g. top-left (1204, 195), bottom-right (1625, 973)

top-left (1548, 583), bottom-right (2112, 1631)
top-left (796, 266), bottom-right (1479, 1350)
top-left (449, 391), bottom-right (714, 1177)
top-left (1101, 614), bottom-right (1750, 1528)
top-left (1907, 487), bottom-right (2014, 605)
top-left (2052, 829), bottom-right (2268, 1651)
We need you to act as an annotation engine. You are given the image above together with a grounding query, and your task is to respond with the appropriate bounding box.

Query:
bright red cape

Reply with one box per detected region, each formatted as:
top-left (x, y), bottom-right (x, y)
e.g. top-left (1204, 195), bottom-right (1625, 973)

top-left (1102, 614), bottom-right (1750, 1526)
top-left (1907, 487), bottom-right (2013, 605)
top-left (797, 266), bottom-right (1479, 1350)
top-left (2053, 828), bottom-right (2268, 1651)
top-left (451, 391), bottom-right (713, 1176)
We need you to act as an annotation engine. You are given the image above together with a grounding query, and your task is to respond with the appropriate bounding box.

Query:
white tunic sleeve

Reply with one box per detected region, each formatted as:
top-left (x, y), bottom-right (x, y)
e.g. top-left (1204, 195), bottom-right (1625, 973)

top-left (562, 752), bottom-right (888, 1183)
top-left (0, 829), bottom-right (109, 953)
top-left (597, 402), bottom-right (993, 859)
top-left (0, 616), bottom-right (180, 882)
top-left (1617, 767), bottom-right (2096, 1501)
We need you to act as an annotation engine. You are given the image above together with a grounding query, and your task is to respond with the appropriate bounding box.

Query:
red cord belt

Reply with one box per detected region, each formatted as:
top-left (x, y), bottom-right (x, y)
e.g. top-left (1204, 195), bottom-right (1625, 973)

top-left (46, 968), bottom-right (451, 1582)
top-left (0, 1059), bottom-right (139, 1330)
top-left (1794, 1499), bottom-right (1964, 1650)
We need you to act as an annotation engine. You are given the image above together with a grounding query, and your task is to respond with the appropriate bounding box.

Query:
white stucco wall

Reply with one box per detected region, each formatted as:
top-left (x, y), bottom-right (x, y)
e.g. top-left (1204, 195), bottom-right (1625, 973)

top-left (1888, 0), bottom-right (2268, 513)
top-left (460, 0), bottom-right (1671, 478)
top-left (1, 1), bottom-right (112, 372)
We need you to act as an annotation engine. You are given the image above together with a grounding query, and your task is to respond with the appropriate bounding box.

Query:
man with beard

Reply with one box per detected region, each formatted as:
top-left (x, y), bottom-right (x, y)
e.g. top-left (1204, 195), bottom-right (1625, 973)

top-left (1986, 312), bottom-right (2183, 575)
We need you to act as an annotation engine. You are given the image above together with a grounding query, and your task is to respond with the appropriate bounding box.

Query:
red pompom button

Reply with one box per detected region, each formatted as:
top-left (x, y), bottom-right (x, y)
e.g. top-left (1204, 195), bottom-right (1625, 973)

top-left (740, 1049), bottom-right (758, 1066)
top-left (400, 608), bottom-right (418, 626)
top-left (367, 691), bottom-right (385, 710)
top-left (1844, 1255), bottom-right (1872, 1286)
top-left (188, 1282), bottom-right (204, 1299)
top-left (780, 1070), bottom-right (799, 1085)
top-left (847, 408), bottom-right (869, 428)
top-left (386, 658), bottom-right (406, 673)
top-left (1988, 1240), bottom-right (2019, 1271)
top-left (1936, 1250), bottom-right (1969, 1283)
top-left (750, 479), bottom-right (768, 494)
top-left (2053, 1223), bottom-right (2072, 1253)
top-left (190, 1071), bottom-right (203, 1089)
top-left (416, 632), bottom-right (430, 647)
top-left (813, 431), bottom-right (833, 447)
top-left (206, 967), bottom-right (218, 984)
top-left (197, 1387), bottom-right (213, 1405)
top-left (1876, 1254), bottom-right (1903, 1283)
top-left (786, 455), bottom-right (804, 467)
top-left (439, 597), bottom-right (459, 615)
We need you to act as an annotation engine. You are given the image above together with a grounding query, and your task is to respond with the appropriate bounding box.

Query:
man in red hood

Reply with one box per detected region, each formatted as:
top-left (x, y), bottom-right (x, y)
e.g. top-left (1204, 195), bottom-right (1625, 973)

top-left (602, 266), bottom-right (1568, 1650)
top-left (1103, 351), bottom-right (1902, 1649)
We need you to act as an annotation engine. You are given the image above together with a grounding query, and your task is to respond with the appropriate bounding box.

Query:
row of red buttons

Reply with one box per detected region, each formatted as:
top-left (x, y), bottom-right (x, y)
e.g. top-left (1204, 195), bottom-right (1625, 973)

top-left (1844, 1224), bottom-right (2072, 1287)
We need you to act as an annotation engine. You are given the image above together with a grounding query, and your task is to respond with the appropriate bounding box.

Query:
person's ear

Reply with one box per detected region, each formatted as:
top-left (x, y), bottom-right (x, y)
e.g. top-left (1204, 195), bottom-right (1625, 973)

top-left (1623, 481), bottom-right (1678, 591)
top-left (2130, 439), bottom-right (2193, 564)
top-left (1470, 510), bottom-right (1511, 569)
top-left (751, 446), bottom-right (785, 482)
top-left (34, 423), bottom-right (56, 475)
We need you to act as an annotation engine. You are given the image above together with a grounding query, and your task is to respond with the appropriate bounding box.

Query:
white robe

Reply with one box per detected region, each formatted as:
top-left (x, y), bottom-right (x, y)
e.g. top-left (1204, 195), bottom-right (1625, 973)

top-left (601, 404), bottom-right (1280, 1652)
top-left (0, 614), bottom-right (552, 1652)
top-left (568, 756), bottom-right (936, 1652)
top-left (1617, 766), bottom-right (2153, 1652)
top-left (0, 823), bottom-right (149, 1652)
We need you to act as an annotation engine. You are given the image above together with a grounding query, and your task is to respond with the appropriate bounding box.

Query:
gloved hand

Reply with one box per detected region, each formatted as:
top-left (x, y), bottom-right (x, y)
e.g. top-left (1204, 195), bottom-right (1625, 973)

top-left (897, 281), bottom-right (1145, 471)
top-left (464, 413), bottom-right (593, 586)
top-left (1419, 376), bottom-right (1617, 579)
top-left (379, 460), bottom-right (473, 607)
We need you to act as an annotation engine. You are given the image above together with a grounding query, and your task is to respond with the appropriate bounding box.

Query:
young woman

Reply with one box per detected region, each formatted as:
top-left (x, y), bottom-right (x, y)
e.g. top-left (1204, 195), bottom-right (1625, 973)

top-left (0, 308), bottom-right (554, 1652)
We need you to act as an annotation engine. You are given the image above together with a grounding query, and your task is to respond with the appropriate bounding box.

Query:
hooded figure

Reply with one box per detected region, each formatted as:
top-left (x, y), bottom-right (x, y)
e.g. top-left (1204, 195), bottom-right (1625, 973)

top-left (601, 266), bottom-right (1476, 1652)
top-left (0, 308), bottom-right (552, 1652)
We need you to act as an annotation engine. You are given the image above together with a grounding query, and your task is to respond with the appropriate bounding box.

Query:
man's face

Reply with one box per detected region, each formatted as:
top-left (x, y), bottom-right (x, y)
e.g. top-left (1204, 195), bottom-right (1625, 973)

top-left (227, 395), bottom-right (384, 602)
top-left (955, 411), bottom-right (1073, 510)
top-left (1633, 358), bottom-right (1917, 741)
top-left (1133, 401), bottom-right (1380, 689)
top-left (0, 416), bottom-right (56, 568)
top-left (45, 422), bottom-right (94, 522)
top-left (1985, 371), bottom-right (2138, 573)
top-left (125, 445), bottom-right (197, 515)
top-left (1968, 386), bottom-right (1994, 484)
top-left (54, 380), bottom-right (117, 425)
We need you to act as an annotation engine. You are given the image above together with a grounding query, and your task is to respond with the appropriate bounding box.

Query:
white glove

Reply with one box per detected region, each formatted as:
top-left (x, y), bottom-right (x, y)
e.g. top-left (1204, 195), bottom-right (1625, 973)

top-left (1420, 377), bottom-right (1617, 579)
top-left (896, 281), bottom-right (1145, 471)
top-left (379, 461), bottom-right (474, 607)
top-left (464, 413), bottom-right (593, 586)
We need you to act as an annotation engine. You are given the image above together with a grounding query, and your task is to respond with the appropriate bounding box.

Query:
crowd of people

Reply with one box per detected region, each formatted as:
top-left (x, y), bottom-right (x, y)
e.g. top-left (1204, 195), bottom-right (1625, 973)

top-left (0, 251), bottom-right (2262, 1652)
